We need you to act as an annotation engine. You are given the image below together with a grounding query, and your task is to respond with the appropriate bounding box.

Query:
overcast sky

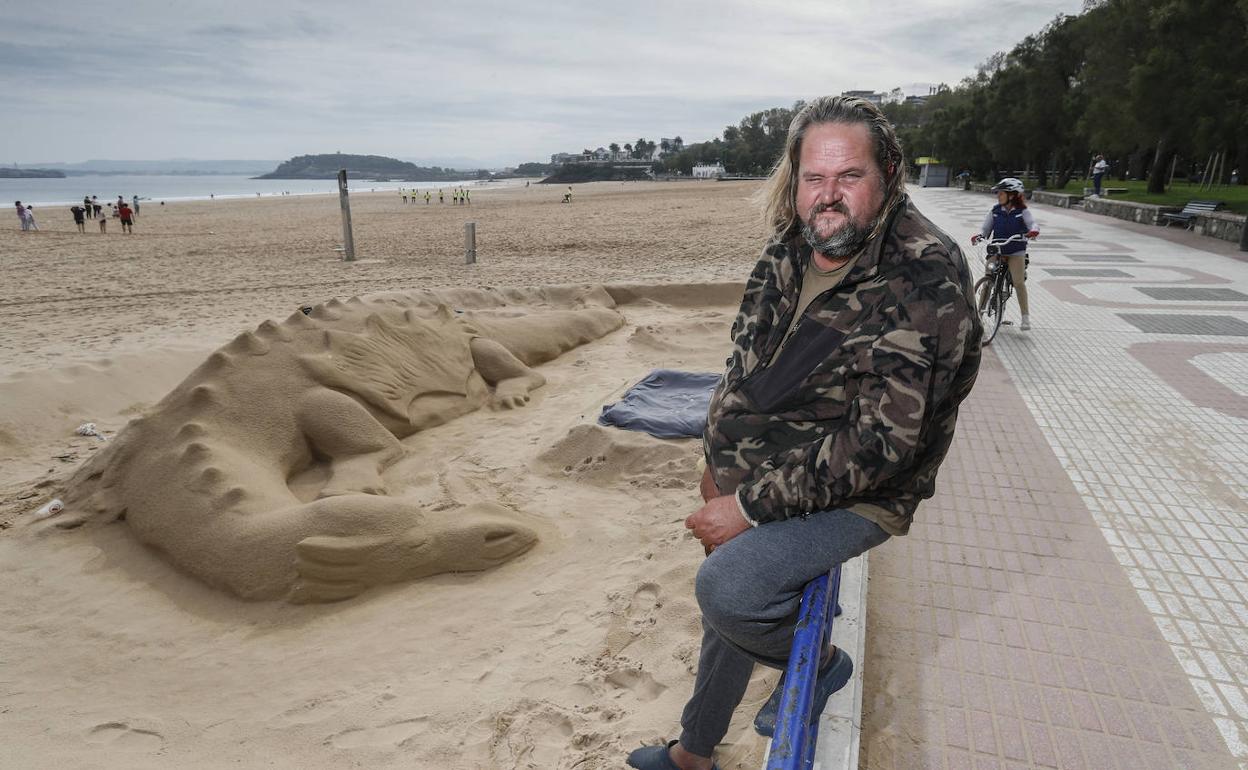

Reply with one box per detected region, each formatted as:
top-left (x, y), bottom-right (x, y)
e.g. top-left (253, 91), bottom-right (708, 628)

top-left (3, 0), bottom-right (1085, 167)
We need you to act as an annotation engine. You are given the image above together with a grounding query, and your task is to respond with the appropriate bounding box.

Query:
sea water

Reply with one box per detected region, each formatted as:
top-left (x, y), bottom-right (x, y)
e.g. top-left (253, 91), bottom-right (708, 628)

top-left (0, 174), bottom-right (505, 208)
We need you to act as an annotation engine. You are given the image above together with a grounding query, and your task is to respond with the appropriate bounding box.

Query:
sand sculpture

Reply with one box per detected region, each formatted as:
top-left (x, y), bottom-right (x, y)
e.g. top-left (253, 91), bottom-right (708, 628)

top-left (51, 289), bottom-right (624, 602)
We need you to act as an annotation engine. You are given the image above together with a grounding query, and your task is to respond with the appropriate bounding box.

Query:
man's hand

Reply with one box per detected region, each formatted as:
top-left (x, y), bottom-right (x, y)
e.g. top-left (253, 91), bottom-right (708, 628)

top-left (970, 234), bottom-right (982, 245)
top-left (699, 466), bottom-right (719, 502)
top-left (685, 495), bottom-right (751, 555)
top-left (1026, 230), bottom-right (1039, 240)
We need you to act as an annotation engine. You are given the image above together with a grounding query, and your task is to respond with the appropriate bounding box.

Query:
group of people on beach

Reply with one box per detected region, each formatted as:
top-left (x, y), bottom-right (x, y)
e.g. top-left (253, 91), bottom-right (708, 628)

top-left (13, 194), bottom-right (141, 234)
top-left (13, 201), bottom-right (38, 231)
top-left (398, 187), bottom-right (470, 205)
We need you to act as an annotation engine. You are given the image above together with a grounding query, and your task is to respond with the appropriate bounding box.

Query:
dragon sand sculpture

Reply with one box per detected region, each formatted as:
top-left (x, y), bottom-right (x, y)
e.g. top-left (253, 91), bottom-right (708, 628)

top-left (50, 290), bottom-right (624, 602)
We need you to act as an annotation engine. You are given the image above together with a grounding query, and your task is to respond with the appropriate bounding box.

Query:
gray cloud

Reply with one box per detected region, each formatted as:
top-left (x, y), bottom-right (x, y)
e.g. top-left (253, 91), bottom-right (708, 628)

top-left (3, 0), bottom-right (1084, 165)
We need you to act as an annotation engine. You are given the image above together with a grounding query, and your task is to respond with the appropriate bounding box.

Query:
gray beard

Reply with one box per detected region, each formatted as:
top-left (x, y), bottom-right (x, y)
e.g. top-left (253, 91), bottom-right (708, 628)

top-left (801, 216), bottom-right (871, 258)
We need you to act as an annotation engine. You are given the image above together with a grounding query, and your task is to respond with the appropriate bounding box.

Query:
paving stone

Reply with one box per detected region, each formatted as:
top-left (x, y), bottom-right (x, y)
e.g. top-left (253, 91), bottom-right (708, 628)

top-left (1117, 313), bottom-right (1248, 336)
top-left (1065, 254), bottom-right (1142, 262)
top-left (1134, 287), bottom-right (1248, 301)
top-left (1044, 268), bottom-right (1135, 277)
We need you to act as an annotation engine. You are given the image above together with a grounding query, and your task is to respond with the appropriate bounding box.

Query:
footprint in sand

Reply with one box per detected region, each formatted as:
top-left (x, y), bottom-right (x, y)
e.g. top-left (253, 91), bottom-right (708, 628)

top-left (625, 582), bottom-right (661, 623)
top-left (274, 695), bottom-right (347, 727)
top-left (604, 666), bottom-right (668, 702)
top-left (327, 717), bottom-right (429, 749)
top-left (85, 722), bottom-right (164, 752)
top-left (486, 701), bottom-right (602, 768)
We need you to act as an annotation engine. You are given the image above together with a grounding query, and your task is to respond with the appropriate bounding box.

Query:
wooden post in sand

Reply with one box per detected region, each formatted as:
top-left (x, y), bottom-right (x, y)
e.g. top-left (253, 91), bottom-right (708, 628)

top-left (464, 222), bottom-right (477, 264)
top-left (337, 169), bottom-right (356, 262)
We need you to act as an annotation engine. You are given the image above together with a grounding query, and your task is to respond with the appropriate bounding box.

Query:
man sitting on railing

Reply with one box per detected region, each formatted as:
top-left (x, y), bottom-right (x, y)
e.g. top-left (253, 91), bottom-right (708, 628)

top-left (627, 95), bottom-right (983, 770)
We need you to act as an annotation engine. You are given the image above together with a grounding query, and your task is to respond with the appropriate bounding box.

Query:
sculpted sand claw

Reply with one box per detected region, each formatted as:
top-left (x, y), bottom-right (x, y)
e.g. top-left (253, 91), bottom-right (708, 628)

top-left (52, 290), bottom-right (622, 602)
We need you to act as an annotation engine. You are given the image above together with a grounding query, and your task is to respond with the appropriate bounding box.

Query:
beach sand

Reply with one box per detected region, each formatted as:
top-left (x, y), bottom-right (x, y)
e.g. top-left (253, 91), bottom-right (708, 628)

top-left (0, 181), bottom-right (779, 769)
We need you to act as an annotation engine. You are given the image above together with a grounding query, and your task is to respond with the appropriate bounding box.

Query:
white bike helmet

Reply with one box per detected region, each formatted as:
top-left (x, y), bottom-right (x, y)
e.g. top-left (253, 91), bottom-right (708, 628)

top-left (991, 177), bottom-right (1025, 193)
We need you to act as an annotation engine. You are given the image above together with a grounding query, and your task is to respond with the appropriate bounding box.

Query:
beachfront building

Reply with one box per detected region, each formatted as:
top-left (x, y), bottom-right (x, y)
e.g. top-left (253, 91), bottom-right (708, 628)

top-left (882, 83), bottom-right (945, 106)
top-left (840, 84), bottom-right (947, 108)
top-left (691, 162), bottom-right (725, 179)
top-left (551, 136), bottom-right (683, 167)
top-left (841, 89), bottom-right (885, 105)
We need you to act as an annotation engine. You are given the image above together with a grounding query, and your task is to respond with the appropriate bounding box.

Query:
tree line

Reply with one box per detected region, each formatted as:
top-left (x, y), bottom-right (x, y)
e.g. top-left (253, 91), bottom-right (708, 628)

top-left (886, 0), bottom-right (1247, 192)
top-left (656, 106), bottom-right (803, 177)
top-left (655, 0), bottom-right (1247, 192)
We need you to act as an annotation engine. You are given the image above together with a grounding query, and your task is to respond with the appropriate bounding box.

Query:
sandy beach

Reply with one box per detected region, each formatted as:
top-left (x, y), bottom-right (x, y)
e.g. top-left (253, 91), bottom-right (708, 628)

top-left (0, 181), bottom-right (762, 375)
top-left (0, 180), bottom-right (777, 769)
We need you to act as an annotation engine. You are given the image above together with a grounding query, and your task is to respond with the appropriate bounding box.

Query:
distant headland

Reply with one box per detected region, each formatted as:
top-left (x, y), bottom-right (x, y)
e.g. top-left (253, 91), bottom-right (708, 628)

top-left (256, 153), bottom-right (474, 181)
top-left (0, 167), bottom-right (66, 179)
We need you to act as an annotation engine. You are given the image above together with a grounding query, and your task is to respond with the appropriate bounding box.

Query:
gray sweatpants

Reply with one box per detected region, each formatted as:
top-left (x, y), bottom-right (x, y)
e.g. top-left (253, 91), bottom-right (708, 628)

top-left (678, 508), bottom-right (890, 757)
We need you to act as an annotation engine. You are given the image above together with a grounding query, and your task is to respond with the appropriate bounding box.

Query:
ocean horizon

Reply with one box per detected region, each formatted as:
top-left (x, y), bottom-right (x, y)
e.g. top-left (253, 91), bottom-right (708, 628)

top-left (2, 174), bottom-right (514, 208)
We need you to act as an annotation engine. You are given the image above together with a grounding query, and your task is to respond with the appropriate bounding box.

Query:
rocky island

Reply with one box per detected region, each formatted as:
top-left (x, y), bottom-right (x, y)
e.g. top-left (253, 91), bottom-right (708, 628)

top-left (256, 153), bottom-right (473, 181)
top-left (0, 167), bottom-right (66, 178)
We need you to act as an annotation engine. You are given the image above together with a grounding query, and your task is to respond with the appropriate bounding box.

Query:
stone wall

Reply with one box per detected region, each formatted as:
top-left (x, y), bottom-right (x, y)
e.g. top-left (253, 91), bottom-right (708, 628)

top-left (1030, 190), bottom-right (1082, 208)
top-left (1081, 197), bottom-right (1180, 226)
top-left (1194, 210), bottom-right (1246, 243)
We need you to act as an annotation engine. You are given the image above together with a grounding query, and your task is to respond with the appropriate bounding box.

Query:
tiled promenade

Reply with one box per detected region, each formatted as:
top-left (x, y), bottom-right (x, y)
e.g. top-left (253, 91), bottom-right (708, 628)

top-left (859, 189), bottom-right (1248, 769)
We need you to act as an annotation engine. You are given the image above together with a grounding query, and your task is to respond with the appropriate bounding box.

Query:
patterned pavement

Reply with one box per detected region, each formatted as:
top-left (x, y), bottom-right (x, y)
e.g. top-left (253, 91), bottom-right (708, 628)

top-left (859, 188), bottom-right (1248, 769)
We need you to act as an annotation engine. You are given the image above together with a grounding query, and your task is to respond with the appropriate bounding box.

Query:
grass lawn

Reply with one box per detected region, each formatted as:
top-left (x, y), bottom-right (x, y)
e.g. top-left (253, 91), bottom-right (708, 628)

top-left (1044, 179), bottom-right (1248, 215)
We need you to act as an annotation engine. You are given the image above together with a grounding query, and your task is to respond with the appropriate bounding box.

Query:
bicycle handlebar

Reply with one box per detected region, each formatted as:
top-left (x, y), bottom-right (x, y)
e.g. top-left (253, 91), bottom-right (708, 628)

top-left (983, 234), bottom-right (1030, 245)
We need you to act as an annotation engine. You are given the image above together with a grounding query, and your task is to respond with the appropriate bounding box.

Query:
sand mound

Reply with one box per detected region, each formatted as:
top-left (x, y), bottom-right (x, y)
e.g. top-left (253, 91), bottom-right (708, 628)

top-left (536, 423), bottom-right (701, 490)
top-left (628, 315), bottom-right (734, 354)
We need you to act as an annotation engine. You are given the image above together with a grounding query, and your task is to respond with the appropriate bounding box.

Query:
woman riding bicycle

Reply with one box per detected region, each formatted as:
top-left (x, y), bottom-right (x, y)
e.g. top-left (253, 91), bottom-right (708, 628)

top-left (971, 177), bottom-right (1039, 330)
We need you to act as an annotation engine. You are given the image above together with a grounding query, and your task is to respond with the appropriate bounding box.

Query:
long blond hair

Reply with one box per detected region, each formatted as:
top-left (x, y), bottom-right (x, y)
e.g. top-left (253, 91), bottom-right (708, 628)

top-left (755, 95), bottom-right (906, 243)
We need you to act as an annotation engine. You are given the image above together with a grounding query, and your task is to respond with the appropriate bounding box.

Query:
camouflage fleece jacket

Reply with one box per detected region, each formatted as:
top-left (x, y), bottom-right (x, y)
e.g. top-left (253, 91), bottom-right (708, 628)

top-left (703, 196), bottom-right (982, 536)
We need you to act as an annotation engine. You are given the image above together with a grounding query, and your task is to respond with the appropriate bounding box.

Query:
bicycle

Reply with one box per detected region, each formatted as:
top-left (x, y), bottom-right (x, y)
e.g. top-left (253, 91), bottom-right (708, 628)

top-left (972, 233), bottom-right (1030, 345)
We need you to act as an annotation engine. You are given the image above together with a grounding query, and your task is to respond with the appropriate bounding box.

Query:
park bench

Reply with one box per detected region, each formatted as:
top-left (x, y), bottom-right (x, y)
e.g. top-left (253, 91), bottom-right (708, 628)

top-left (1160, 200), bottom-right (1224, 230)
top-left (1083, 186), bottom-right (1129, 197)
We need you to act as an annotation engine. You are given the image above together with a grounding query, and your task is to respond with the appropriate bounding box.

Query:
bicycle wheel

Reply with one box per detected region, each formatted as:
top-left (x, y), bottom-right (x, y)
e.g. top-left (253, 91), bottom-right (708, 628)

top-left (980, 274), bottom-right (1005, 345)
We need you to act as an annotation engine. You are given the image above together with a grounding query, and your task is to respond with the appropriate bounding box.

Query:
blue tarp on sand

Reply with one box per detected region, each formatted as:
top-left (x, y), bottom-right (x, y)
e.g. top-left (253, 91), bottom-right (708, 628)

top-left (598, 369), bottom-right (721, 439)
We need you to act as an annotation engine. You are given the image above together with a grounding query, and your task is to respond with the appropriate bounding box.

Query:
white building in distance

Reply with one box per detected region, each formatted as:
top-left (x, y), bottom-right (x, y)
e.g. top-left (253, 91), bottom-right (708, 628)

top-left (883, 83), bottom-right (944, 105)
top-left (841, 89), bottom-right (885, 105)
top-left (692, 162), bottom-right (725, 179)
top-left (841, 84), bottom-right (946, 107)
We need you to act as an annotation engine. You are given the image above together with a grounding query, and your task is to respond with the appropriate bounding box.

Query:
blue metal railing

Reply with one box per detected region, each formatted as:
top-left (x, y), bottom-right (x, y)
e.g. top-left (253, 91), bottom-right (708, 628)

top-left (765, 564), bottom-right (843, 770)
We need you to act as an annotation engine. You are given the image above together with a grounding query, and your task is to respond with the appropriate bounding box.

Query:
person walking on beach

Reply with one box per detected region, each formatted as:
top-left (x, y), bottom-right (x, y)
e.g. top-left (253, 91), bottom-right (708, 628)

top-left (23, 205), bottom-right (37, 231)
top-left (425, 190), bottom-right (431, 204)
top-left (71, 204), bottom-right (87, 233)
top-left (96, 206), bottom-right (108, 233)
top-left (117, 201), bottom-right (134, 233)
top-left (626, 95), bottom-right (982, 770)
top-left (91, 196), bottom-right (101, 217)
top-left (132, 195), bottom-right (140, 218)
top-left (438, 189), bottom-right (444, 204)
top-left (15, 200), bottom-right (28, 231)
